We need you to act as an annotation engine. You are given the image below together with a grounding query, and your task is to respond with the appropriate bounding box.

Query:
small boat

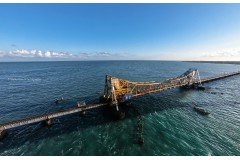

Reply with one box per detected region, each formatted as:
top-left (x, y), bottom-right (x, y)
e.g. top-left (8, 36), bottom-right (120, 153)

top-left (193, 107), bottom-right (210, 115)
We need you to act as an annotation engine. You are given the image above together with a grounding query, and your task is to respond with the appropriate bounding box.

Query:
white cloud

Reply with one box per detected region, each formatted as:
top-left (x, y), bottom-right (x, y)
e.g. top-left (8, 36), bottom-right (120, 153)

top-left (76, 51), bottom-right (128, 60)
top-left (30, 50), bottom-right (37, 55)
top-left (44, 51), bottom-right (51, 58)
top-left (0, 50), bottom-right (4, 57)
top-left (96, 52), bottom-right (112, 57)
top-left (11, 49), bottom-right (33, 57)
top-left (52, 52), bottom-right (59, 56)
top-left (0, 49), bottom-right (131, 61)
top-left (200, 48), bottom-right (240, 61)
top-left (0, 49), bottom-right (75, 59)
top-left (37, 50), bottom-right (43, 57)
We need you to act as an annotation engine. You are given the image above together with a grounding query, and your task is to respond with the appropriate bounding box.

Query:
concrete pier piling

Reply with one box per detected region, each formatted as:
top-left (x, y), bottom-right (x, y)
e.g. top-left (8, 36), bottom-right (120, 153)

top-left (45, 118), bottom-right (52, 126)
top-left (80, 111), bottom-right (86, 117)
top-left (0, 128), bottom-right (7, 139)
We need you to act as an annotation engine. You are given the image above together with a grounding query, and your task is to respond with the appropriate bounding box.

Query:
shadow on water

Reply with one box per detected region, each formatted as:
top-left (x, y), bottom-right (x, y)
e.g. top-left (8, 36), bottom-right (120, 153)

top-left (0, 87), bottom-right (214, 153)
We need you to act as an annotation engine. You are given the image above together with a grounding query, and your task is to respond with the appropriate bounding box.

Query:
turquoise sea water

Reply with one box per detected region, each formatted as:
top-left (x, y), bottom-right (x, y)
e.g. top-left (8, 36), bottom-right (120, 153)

top-left (0, 61), bottom-right (240, 156)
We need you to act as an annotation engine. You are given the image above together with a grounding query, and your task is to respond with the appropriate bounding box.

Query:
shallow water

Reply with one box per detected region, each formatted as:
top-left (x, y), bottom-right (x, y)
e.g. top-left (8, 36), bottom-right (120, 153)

top-left (0, 61), bottom-right (240, 156)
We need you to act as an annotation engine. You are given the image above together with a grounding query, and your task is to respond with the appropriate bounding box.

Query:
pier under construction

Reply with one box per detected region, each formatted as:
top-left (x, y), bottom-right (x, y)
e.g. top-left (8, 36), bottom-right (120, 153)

top-left (1, 68), bottom-right (240, 139)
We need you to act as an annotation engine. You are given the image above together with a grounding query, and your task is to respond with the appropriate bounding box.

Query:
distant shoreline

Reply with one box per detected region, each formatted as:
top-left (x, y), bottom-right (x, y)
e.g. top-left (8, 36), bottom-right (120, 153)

top-left (183, 61), bottom-right (240, 65)
top-left (1, 60), bottom-right (240, 64)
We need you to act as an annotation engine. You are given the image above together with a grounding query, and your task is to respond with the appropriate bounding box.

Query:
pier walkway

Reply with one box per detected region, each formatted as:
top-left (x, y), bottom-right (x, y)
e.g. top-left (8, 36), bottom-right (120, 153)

top-left (0, 103), bottom-right (106, 133)
top-left (200, 71), bottom-right (240, 83)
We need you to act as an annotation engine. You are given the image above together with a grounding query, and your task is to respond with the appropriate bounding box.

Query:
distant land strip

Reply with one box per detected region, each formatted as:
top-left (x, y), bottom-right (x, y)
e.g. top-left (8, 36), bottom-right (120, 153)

top-left (183, 61), bottom-right (240, 65)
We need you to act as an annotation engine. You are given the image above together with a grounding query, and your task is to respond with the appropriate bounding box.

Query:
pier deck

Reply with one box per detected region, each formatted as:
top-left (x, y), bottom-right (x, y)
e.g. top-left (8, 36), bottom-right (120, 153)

top-left (200, 71), bottom-right (240, 83)
top-left (0, 103), bottom-right (106, 131)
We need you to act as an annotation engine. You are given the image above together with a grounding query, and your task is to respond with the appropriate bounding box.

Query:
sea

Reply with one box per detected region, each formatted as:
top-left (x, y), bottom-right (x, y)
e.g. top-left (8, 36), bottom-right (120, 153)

top-left (0, 61), bottom-right (240, 156)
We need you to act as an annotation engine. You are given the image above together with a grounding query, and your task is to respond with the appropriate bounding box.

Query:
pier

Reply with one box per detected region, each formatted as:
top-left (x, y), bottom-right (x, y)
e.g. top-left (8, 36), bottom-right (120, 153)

top-left (0, 103), bottom-right (106, 139)
top-left (200, 71), bottom-right (240, 83)
top-left (100, 69), bottom-right (240, 104)
top-left (1, 69), bottom-right (240, 139)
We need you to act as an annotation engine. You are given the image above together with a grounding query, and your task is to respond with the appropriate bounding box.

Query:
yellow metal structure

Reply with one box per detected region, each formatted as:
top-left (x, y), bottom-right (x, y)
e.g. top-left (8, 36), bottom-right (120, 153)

top-left (103, 68), bottom-right (201, 103)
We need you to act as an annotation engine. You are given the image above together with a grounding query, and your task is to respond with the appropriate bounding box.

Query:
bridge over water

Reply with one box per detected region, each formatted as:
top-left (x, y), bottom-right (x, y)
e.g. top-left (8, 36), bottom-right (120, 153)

top-left (1, 69), bottom-right (240, 139)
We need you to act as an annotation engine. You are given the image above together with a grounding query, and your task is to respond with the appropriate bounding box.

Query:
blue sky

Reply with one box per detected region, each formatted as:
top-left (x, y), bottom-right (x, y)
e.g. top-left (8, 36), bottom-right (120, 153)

top-left (1, 3), bottom-right (240, 61)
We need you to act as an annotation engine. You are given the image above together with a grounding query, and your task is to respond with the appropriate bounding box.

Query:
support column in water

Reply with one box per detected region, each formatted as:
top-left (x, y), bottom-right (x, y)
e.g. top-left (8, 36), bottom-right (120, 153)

top-left (45, 118), bottom-right (52, 126)
top-left (0, 127), bottom-right (7, 139)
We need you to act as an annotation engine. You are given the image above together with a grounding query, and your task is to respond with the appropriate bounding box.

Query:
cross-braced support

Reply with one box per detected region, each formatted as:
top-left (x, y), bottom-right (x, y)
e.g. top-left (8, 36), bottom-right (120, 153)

top-left (102, 68), bottom-right (202, 103)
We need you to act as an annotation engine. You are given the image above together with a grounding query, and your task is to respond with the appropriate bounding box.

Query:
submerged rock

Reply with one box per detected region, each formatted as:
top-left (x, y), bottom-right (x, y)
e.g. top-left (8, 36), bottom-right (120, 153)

top-left (193, 107), bottom-right (210, 115)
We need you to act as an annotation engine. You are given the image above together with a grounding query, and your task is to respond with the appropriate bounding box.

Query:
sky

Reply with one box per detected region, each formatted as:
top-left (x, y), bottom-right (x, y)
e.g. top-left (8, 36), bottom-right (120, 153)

top-left (0, 3), bottom-right (240, 61)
